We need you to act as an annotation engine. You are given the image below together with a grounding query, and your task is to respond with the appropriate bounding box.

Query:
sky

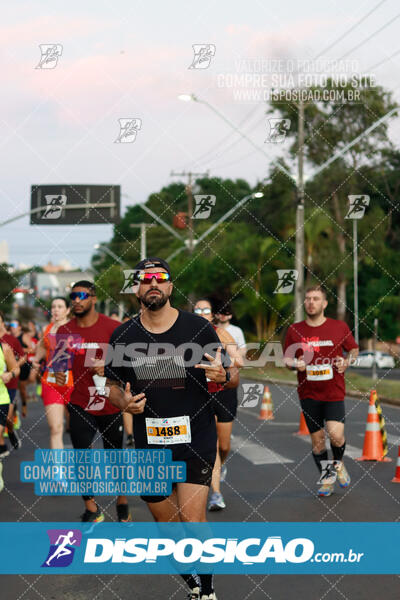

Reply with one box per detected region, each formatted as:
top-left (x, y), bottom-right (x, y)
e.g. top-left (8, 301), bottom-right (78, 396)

top-left (1, 0), bottom-right (400, 269)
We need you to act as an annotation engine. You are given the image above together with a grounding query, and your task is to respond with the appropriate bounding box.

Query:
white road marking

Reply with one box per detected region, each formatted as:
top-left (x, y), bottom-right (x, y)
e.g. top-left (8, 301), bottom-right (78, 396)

top-left (296, 435), bottom-right (362, 459)
top-left (231, 434), bottom-right (294, 465)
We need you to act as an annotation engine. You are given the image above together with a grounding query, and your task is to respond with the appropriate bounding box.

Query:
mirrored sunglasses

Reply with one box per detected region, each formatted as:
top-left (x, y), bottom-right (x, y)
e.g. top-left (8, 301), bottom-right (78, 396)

top-left (138, 272), bottom-right (170, 284)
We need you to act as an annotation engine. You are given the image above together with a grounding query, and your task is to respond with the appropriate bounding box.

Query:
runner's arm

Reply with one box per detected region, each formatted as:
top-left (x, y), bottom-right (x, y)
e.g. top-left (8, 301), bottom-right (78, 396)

top-left (1, 343), bottom-right (20, 383)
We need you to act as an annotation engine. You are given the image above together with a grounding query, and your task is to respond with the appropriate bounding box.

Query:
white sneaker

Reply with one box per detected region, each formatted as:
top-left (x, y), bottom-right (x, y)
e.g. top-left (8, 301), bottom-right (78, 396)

top-left (0, 462), bottom-right (4, 493)
top-left (200, 594), bottom-right (217, 600)
top-left (187, 587), bottom-right (200, 599)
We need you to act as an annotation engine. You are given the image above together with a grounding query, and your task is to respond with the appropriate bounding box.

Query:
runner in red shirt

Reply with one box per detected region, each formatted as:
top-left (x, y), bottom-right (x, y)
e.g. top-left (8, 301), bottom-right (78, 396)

top-left (284, 285), bottom-right (359, 497)
top-left (56, 280), bottom-right (131, 523)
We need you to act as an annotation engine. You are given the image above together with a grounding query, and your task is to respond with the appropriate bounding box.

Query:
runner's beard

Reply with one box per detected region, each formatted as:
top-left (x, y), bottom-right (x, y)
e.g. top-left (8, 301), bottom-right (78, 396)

top-left (72, 304), bottom-right (92, 317)
top-left (305, 306), bottom-right (324, 318)
top-left (140, 289), bottom-right (169, 311)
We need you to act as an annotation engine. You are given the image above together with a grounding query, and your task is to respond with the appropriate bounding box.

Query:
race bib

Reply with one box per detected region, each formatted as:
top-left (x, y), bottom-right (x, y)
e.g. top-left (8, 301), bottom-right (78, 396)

top-left (306, 364), bottom-right (333, 381)
top-left (146, 416), bottom-right (191, 445)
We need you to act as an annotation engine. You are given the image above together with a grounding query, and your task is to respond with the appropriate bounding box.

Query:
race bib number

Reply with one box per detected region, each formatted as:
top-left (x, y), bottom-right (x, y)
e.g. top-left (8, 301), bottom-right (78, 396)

top-left (306, 364), bottom-right (333, 381)
top-left (47, 370), bottom-right (68, 384)
top-left (146, 416), bottom-right (191, 445)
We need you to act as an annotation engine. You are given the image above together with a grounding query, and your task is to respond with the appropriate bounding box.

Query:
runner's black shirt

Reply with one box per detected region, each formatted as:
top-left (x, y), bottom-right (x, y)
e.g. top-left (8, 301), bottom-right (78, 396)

top-left (105, 310), bottom-right (221, 459)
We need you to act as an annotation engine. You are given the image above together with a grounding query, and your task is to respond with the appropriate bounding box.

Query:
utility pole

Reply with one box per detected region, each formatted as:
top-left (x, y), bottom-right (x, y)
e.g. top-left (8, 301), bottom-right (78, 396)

top-left (295, 98), bottom-right (305, 322)
top-left (372, 317), bottom-right (378, 381)
top-left (170, 170), bottom-right (209, 253)
top-left (129, 223), bottom-right (154, 260)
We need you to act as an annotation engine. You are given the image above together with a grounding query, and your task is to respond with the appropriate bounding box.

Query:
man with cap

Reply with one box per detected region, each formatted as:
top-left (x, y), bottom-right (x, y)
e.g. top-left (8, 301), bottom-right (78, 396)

top-left (105, 258), bottom-right (239, 600)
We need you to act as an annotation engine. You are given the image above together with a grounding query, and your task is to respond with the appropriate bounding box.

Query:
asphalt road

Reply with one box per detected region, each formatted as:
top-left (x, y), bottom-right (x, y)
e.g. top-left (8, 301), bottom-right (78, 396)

top-left (1, 382), bottom-right (400, 599)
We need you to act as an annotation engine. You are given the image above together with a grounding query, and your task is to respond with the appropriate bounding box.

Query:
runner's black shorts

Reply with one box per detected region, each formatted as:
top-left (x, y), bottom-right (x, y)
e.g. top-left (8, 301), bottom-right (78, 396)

top-left (141, 452), bottom-right (216, 504)
top-left (300, 397), bottom-right (345, 433)
top-left (68, 403), bottom-right (123, 501)
top-left (0, 403), bottom-right (10, 427)
top-left (213, 388), bottom-right (238, 423)
top-left (19, 363), bottom-right (32, 382)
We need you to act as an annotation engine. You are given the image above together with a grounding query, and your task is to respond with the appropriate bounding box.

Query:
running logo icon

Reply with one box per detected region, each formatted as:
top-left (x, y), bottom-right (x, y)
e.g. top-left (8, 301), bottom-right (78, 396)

top-left (345, 195), bottom-right (370, 219)
top-left (265, 118), bottom-right (291, 143)
top-left (188, 44), bottom-right (216, 69)
top-left (36, 44), bottom-right (63, 69)
top-left (42, 195), bottom-right (67, 220)
top-left (240, 383), bottom-right (263, 408)
top-left (115, 118), bottom-right (142, 143)
top-left (86, 387), bottom-right (108, 411)
top-left (42, 529), bottom-right (81, 567)
top-left (121, 269), bottom-right (142, 293)
top-left (193, 195), bottom-right (216, 219)
top-left (274, 270), bottom-right (298, 294)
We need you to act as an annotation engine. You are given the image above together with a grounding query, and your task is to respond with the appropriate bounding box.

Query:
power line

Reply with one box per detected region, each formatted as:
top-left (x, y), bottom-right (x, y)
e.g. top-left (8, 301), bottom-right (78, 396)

top-left (338, 12), bottom-right (400, 60)
top-left (368, 47), bottom-right (400, 70)
top-left (198, 115), bottom-right (266, 168)
top-left (183, 104), bottom-right (261, 169)
top-left (314, 0), bottom-right (388, 59)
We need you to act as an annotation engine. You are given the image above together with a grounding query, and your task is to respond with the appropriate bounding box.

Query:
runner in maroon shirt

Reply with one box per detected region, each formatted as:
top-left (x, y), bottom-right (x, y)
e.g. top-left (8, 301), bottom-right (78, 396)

top-left (56, 280), bottom-right (131, 523)
top-left (284, 285), bottom-right (359, 497)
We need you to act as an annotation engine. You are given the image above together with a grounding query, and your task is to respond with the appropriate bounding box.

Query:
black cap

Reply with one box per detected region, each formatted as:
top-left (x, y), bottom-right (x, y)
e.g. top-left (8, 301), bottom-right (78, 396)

top-left (134, 257), bottom-right (171, 276)
top-left (215, 301), bottom-right (232, 315)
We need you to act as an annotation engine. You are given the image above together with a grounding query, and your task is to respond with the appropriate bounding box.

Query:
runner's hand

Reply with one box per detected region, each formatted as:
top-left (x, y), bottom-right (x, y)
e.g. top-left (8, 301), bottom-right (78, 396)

top-left (334, 355), bottom-right (347, 373)
top-left (1, 372), bottom-right (12, 384)
top-left (90, 358), bottom-right (105, 377)
top-left (195, 347), bottom-right (227, 383)
top-left (296, 355), bottom-right (306, 372)
top-left (55, 372), bottom-right (67, 386)
top-left (31, 359), bottom-right (41, 371)
top-left (123, 382), bottom-right (146, 414)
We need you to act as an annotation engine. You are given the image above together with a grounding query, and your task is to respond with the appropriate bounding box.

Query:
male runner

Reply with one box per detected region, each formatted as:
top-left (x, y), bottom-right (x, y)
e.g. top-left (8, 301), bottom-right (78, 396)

top-left (284, 285), bottom-right (359, 497)
top-left (106, 258), bottom-right (239, 600)
top-left (56, 281), bottom-right (131, 522)
top-left (215, 302), bottom-right (246, 360)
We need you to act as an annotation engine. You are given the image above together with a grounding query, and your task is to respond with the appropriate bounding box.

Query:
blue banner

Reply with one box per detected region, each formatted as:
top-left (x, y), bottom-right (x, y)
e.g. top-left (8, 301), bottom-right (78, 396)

top-left (0, 522), bottom-right (398, 574)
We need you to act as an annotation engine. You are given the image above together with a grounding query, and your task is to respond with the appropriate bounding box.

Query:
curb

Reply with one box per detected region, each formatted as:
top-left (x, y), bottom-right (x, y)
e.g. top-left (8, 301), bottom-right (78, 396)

top-left (244, 375), bottom-right (400, 408)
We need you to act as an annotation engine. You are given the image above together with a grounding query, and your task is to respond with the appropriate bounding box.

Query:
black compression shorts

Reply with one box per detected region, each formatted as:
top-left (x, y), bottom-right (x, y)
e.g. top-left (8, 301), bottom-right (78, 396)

top-left (300, 397), bottom-right (345, 434)
top-left (68, 403), bottom-right (123, 501)
top-left (213, 388), bottom-right (238, 423)
top-left (0, 404), bottom-right (9, 427)
top-left (141, 452), bottom-right (216, 504)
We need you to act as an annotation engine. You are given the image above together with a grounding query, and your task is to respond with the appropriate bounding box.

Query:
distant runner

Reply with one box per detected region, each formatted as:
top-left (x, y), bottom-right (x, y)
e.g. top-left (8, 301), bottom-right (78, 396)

top-left (284, 285), bottom-right (359, 497)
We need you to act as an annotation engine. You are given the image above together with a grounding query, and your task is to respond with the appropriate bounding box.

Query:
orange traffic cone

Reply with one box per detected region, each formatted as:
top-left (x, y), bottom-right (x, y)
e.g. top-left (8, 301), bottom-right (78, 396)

top-left (295, 412), bottom-right (309, 435)
top-left (258, 385), bottom-right (274, 420)
top-left (356, 390), bottom-right (391, 462)
top-left (391, 447), bottom-right (400, 483)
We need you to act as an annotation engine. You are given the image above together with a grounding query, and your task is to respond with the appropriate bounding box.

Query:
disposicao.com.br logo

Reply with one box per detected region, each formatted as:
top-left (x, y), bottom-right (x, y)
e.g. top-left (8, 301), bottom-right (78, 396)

top-left (82, 535), bottom-right (363, 566)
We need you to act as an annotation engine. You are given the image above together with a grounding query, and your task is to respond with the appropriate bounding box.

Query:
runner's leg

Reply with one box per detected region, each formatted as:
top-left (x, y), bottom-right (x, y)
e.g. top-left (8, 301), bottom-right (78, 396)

top-left (45, 404), bottom-right (65, 449)
top-left (68, 404), bottom-right (98, 513)
top-left (97, 412), bottom-right (130, 518)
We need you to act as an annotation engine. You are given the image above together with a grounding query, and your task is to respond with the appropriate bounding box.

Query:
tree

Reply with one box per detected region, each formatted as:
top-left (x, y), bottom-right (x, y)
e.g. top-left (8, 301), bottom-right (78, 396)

top-left (269, 78), bottom-right (398, 320)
